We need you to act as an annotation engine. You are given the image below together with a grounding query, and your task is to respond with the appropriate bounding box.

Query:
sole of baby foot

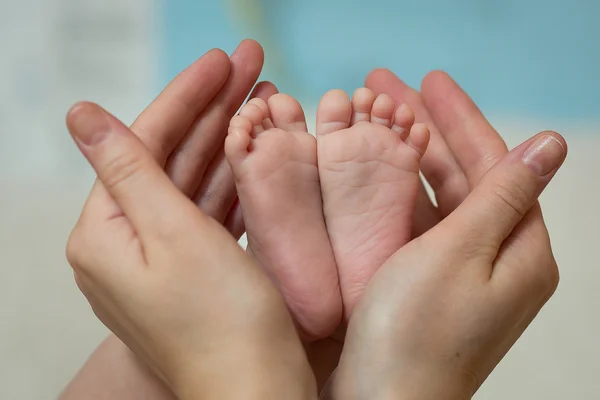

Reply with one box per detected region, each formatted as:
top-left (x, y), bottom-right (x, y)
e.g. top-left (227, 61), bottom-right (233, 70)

top-left (316, 88), bottom-right (429, 319)
top-left (225, 94), bottom-right (342, 341)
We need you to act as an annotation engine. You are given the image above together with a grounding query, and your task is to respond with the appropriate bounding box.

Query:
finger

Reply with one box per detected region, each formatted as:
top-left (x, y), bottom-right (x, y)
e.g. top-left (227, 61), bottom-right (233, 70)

top-left (421, 70), bottom-right (508, 189)
top-left (193, 147), bottom-right (237, 222)
top-left (166, 39), bottom-right (265, 197)
top-left (365, 68), bottom-right (469, 216)
top-left (192, 81), bottom-right (279, 222)
top-left (67, 102), bottom-right (194, 237)
top-left (223, 199), bottom-right (245, 240)
top-left (79, 49), bottom-right (231, 223)
top-left (131, 48), bottom-right (231, 163)
top-left (249, 80), bottom-right (279, 101)
top-left (445, 131), bottom-right (567, 251)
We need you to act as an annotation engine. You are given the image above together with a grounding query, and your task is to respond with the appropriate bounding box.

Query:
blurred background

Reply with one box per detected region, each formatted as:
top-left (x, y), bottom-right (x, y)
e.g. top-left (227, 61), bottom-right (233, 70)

top-left (0, 0), bottom-right (598, 398)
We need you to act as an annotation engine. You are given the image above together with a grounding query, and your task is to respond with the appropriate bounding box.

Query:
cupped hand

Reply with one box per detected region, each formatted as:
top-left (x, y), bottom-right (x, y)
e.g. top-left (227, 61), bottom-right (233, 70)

top-left (64, 41), bottom-right (317, 400)
top-left (329, 129), bottom-right (566, 400)
top-left (309, 70), bottom-right (566, 393)
top-left (65, 102), bottom-right (315, 400)
top-left (62, 40), bottom-right (278, 400)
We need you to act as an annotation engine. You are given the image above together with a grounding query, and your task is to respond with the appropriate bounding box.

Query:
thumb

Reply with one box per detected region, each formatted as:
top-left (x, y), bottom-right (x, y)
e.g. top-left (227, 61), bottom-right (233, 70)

top-left (447, 131), bottom-right (567, 249)
top-left (67, 102), bottom-right (191, 237)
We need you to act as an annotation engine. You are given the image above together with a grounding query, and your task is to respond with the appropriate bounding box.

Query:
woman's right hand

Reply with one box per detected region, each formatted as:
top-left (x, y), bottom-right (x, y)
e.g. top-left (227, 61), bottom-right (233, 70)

top-left (331, 131), bottom-right (565, 400)
top-left (322, 71), bottom-right (567, 400)
top-left (309, 69), bottom-right (567, 395)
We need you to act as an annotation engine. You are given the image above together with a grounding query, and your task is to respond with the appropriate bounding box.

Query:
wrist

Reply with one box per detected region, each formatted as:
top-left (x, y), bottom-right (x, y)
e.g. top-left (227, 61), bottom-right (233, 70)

top-left (172, 340), bottom-right (318, 400)
top-left (327, 363), bottom-right (475, 400)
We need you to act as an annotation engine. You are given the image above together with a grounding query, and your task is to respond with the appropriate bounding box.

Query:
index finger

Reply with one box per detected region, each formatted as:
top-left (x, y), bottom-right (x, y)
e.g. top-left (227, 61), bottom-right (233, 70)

top-left (167, 39), bottom-right (266, 196)
top-left (193, 81), bottom-right (279, 225)
top-left (421, 71), bottom-right (509, 188)
top-left (365, 68), bottom-right (469, 215)
top-left (131, 49), bottom-right (231, 163)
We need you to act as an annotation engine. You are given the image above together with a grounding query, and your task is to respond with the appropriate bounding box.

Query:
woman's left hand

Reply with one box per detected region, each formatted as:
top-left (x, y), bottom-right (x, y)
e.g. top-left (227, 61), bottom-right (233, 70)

top-left (65, 101), bottom-right (316, 400)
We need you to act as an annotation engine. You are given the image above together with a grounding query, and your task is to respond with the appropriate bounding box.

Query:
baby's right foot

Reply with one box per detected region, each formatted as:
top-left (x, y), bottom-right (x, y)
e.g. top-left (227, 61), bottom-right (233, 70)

top-left (316, 88), bottom-right (430, 317)
top-left (225, 95), bottom-right (341, 340)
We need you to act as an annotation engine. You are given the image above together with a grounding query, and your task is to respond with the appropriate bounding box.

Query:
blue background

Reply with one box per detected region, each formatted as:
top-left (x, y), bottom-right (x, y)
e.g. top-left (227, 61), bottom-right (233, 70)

top-left (163, 0), bottom-right (600, 119)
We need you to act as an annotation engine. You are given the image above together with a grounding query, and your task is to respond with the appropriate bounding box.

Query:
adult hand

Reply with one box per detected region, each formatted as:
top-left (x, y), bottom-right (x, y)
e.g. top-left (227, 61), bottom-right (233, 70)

top-left (65, 101), bottom-right (315, 400)
top-left (366, 69), bottom-right (509, 235)
top-left (309, 69), bottom-right (565, 391)
top-left (61, 40), bottom-right (279, 400)
top-left (328, 129), bottom-right (566, 400)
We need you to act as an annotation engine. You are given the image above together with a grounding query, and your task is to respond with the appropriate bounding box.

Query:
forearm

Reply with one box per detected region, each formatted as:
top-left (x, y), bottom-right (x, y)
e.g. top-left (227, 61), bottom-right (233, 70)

top-left (176, 371), bottom-right (317, 400)
top-left (59, 335), bottom-right (175, 400)
top-left (172, 339), bottom-right (319, 400)
top-left (321, 364), bottom-right (474, 400)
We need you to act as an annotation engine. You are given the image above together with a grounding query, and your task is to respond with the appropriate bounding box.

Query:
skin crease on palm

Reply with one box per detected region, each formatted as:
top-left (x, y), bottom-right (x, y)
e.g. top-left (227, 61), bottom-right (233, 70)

top-left (61, 39), bottom-right (567, 399)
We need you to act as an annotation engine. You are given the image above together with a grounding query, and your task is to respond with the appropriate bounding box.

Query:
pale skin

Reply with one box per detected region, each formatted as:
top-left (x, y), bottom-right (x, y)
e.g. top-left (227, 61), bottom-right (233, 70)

top-left (237, 71), bottom-right (567, 397)
top-left (326, 130), bottom-right (566, 400)
top-left (225, 88), bottom-right (429, 339)
top-left (62, 44), bottom-right (433, 398)
top-left (61, 46), bottom-right (566, 398)
top-left (65, 80), bottom-right (566, 400)
top-left (60, 40), bottom-right (291, 400)
top-left (64, 98), bottom-right (317, 400)
top-left (316, 90), bottom-right (430, 318)
top-left (319, 70), bottom-right (567, 399)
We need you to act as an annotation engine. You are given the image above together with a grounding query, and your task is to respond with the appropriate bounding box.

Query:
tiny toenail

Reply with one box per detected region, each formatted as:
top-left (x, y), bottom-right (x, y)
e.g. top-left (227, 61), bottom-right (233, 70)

top-left (392, 125), bottom-right (405, 134)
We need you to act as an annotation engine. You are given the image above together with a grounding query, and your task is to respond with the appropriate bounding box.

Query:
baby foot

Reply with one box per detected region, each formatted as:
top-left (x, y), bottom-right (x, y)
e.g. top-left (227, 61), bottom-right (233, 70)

top-left (225, 95), bottom-right (341, 340)
top-left (316, 88), bottom-right (430, 317)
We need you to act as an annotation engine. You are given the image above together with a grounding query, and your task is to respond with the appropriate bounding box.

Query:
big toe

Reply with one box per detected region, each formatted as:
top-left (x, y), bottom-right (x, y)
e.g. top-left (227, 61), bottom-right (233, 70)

top-left (316, 89), bottom-right (352, 136)
top-left (268, 93), bottom-right (308, 132)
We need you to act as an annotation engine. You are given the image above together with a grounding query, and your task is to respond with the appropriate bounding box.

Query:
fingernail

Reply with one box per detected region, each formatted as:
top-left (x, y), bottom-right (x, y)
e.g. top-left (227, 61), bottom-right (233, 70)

top-left (68, 103), bottom-right (111, 146)
top-left (522, 135), bottom-right (565, 176)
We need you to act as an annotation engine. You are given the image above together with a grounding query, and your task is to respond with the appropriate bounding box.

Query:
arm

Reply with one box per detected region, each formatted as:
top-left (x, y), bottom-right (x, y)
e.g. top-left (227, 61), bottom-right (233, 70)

top-left (60, 335), bottom-right (175, 400)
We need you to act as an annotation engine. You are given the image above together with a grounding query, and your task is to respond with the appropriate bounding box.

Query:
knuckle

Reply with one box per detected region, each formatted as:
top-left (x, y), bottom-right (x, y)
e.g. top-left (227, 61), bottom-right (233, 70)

top-left (514, 235), bottom-right (560, 297)
top-left (133, 125), bottom-right (168, 164)
top-left (462, 237), bottom-right (498, 261)
top-left (73, 271), bottom-right (88, 294)
top-left (532, 252), bottom-right (560, 297)
top-left (487, 175), bottom-right (532, 220)
top-left (66, 224), bottom-right (86, 270)
top-left (101, 152), bottom-right (146, 192)
top-left (526, 232), bottom-right (560, 295)
top-left (66, 222), bottom-right (100, 276)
